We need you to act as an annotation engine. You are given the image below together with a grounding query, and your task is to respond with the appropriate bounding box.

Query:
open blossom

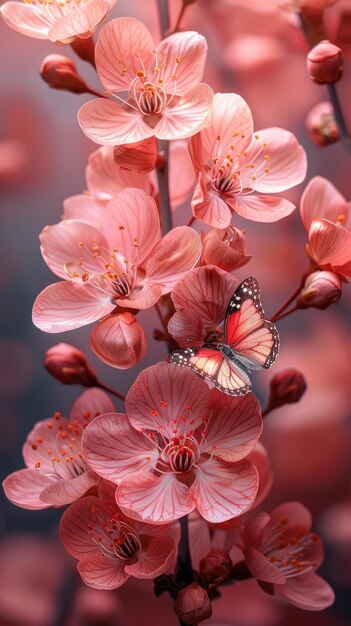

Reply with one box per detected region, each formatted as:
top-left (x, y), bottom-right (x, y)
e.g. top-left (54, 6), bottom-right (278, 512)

top-left (189, 92), bottom-right (307, 228)
top-left (32, 187), bottom-right (201, 333)
top-left (78, 17), bottom-right (213, 145)
top-left (82, 363), bottom-right (262, 524)
top-left (300, 176), bottom-right (351, 278)
top-left (3, 388), bottom-right (114, 509)
top-left (60, 480), bottom-right (176, 590)
top-left (235, 502), bottom-right (335, 611)
top-left (0, 0), bottom-right (116, 43)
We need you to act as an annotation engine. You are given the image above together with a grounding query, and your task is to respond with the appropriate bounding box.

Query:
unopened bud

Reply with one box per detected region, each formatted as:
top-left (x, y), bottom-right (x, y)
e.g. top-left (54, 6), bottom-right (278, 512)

top-left (306, 101), bottom-right (340, 147)
top-left (297, 271), bottom-right (342, 310)
top-left (201, 226), bottom-right (251, 272)
top-left (90, 312), bottom-right (147, 369)
top-left (266, 369), bottom-right (307, 413)
top-left (307, 40), bottom-right (343, 84)
top-left (113, 137), bottom-right (158, 173)
top-left (175, 583), bottom-right (212, 625)
top-left (44, 343), bottom-right (98, 387)
top-left (40, 54), bottom-right (87, 94)
top-left (199, 549), bottom-right (232, 585)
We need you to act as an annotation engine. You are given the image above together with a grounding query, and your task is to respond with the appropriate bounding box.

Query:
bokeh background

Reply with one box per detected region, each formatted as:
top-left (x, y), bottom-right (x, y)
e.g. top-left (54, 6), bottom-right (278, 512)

top-left (1, 0), bottom-right (351, 624)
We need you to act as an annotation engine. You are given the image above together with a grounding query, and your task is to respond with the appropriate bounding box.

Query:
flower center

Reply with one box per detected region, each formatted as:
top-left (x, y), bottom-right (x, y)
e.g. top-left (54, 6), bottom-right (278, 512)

top-left (88, 514), bottom-right (142, 561)
top-left (136, 82), bottom-right (168, 115)
top-left (163, 437), bottom-right (200, 473)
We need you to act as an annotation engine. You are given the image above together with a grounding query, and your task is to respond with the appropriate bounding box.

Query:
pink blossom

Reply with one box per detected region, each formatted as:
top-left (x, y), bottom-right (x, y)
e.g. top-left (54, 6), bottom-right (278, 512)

top-left (78, 17), bottom-right (213, 145)
top-left (3, 388), bottom-right (114, 509)
top-left (32, 188), bottom-right (201, 333)
top-left (200, 225), bottom-right (252, 271)
top-left (189, 92), bottom-right (307, 228)
top-left (300, 176), bottom-right (351, 277)
top-left (0, 0), bottom-right (116, 43)
top-left (60, 480), bottom-right (176, 589)
top-left (236, 502), bottom-right (335, 610)
top-left (82, 363), bottom-right (262, 524)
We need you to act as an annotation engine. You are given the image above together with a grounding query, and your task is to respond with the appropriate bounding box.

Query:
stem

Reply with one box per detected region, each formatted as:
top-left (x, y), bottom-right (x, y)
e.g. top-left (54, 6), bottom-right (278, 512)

top-left (178, 515), bottom-right (193, 585)
top-left (172, 3), bottom-right (187, 33)
top-left (157, 140), bottom-right (173, 234)
top-left (157, 0), bottom-right (170, 39)
top-left (186, 215), bottom-right (196, 228)
top-left (272, 304), bottom-right (299, 323)
top-left (96, 381), bottom-right (125, 402)
top-left (270, 283), bottom-right (303, 323)
top-left (327, 84), bottom-right (351, 151)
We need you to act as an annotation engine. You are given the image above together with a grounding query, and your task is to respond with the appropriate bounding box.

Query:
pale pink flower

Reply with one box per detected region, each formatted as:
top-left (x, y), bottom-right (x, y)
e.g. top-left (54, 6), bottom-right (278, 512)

top-left (32, 188), bottom-right (201, 333)
top-left (189, 92), bottom-right (307, 228)
top-left (78, 17), bottom-right (213, 145)
top-left (236, 502), bottom-right (335, 610)
top-left (82, 363), bottom-right (262, 524)
top-left (60, 480), bottom-right (176, 589)
top-left (0, 0), bottom-right (116, 43)
top-left (300, 176), bottom-right (351, 277)
top-left (3, 388), bottom-right (114, 509)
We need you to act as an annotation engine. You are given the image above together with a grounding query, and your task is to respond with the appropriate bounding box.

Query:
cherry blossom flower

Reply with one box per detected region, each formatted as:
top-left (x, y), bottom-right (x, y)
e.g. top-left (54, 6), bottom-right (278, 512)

top-left (300, 176), bottom-right (351, 278)
top-left (82, 362), bottom-right (262, 525)
top-left (0, 0), bottom-right (116, 44)
top-left (235, 502), bottom-right (335, 610)
top-left (3, 388), bottom-right (114, 509)
top-left (59, 480), bottom-right (176, 589)
top-left (78, 17), bottom-right (213, 145)
top-left (200, 225), bottom-right (252, 271)
top-left (189, 92), bottom-right (307, 228)
top-left (32, 187), bottom-right (201, 333)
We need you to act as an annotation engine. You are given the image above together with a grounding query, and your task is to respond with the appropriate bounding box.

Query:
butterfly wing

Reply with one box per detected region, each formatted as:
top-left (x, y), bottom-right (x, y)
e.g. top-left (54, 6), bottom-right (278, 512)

top-left (224, 277), bottom-right (279, 370)
top-left (169, 347), bottom-right (252, 396)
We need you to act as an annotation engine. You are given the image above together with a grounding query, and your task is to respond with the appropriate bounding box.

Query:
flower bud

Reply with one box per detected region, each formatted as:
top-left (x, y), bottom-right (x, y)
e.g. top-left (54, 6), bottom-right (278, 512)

top-left (90, 312), bottom-right (147, 369)
top-left (266, 369), bottom-right (307, 412)
top-left (44, 343), bottom-right (98, 387)
top-left (201, 226), bottom-right (251, 272)
top-left (199, 549), bottom-right (232, 585)
top-left (306, 40), bottom-right (343, 84)
top-left (306, 101), bottom-right (339, 147)
top-left (113, 137), bottom-right (159, 173)
top-left (175, 584), bottom-right (212, 625)
top-left (297, 271), bottom-right (342, 310)
top-left (40, 54), bottom-right (87, 94)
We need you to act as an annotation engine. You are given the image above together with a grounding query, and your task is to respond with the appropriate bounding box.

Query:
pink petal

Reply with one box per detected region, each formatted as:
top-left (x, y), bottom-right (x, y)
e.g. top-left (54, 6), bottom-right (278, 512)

top-left (82, 413), bottom-right (157, 482)
top-left (154, 83), bottom-right (213, 141)
top-left (156, 31), bottom-right (207, 96)
top-left (117, 283), bottom-right (163, 310)
top-left (192, 174), bottom-right (232, 228)
top-left (169, 141), bottom-right (196, 208)
top-left (144, 226), bottom-right (201, 291)
top-left (59, 495), bottom-right (106, 559)
top-left (242, 511), bottom-right (271, 549)
top-left (78, 555), bottom-right (129, 589)
top-left (70, 387), bottom-right (115, 423)
top-left (0, 2), bottom-right (50, 39)
top-left (300, 176), bottom-right (349, 232)
top-left (228, 193), bottom-right (295, 223)
top-left (22, 416), bottom-right (72, 473)
top-left (270, 502), bottom-right (312, 535)
top-left (247, 443), bottom-right (273, 509)
top-left (117, 471), bottom-right (194, 524)
top-left (95, 17), bottom-right (155, 93)
top-left (275, 573), bottom-right (335, 610)
top-left (63, 194), bottom-right (107, 225)
top-left (308, 218), bottom-right (351, 266)
top-left (125, 536), bottom-right (175, 579)
top-left (125, 362), bottom-right (210, 436)
top-left (48, 0), bottom-right (110, 43)
top-left (39, 470), bottom-right (97, 506)
top-left (3, 469), bottom-right (52, 510)
top-left (190, 458), bottom-right (258, 523)
top-left (90, 312), bottom-right (147, 369)
top-left (202, 391), bottom-right (262, 461)
top-left (247, 128), bottom-right (307, 193)
top-left (78, 98), bottom-right (153, 146)
top-left (245, 547), bottom-right (286, 584)
top-left (33, 282), bottom-right (115, 333)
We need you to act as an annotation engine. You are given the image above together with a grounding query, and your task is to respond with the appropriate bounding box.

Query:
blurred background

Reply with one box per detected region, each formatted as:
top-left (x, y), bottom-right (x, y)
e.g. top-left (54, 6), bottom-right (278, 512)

top-left (0, 0), bottom-right (351, 624)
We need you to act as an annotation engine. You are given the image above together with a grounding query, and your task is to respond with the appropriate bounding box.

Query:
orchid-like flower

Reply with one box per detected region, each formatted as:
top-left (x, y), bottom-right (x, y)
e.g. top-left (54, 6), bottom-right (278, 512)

top-left (81, 363), bottom-right (262, 525)
top-left (3, 388), bottom-right (114, 509)
top-left (78, 17), bottom-right (213, 145)
top-left (0, 0), bottom-right (116, 43)
top-left (189, 92), bottom-right (307, 228)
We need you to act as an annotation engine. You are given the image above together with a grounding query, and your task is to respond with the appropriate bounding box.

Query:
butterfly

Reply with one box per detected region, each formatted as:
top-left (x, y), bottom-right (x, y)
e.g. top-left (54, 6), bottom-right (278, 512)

top-left (168, 277), bottom-right (279, 396)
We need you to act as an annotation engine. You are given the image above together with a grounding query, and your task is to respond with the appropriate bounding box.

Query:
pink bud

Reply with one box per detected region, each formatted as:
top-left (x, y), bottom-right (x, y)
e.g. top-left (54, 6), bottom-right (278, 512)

top-left (201, 226), bottom-right (251, 272)
top-left (113, 137), bottom-right (159, 173)
top-left (306, 101), bottom-right (339, 147)
top-left (199, 549), bottom-right (232, 585)
top-left (90, 313), bottom-right (147, 369)
top-left (44, 343), bottom-right (98, 387)
top-left (40, 54), bottom-right (87, 94)
top-left (175, 583), bottom-right (212, 625)
top-left (297, 271), bottom-right (342, 310)
top-left (307, 40), bottom-right (343, 84)
top-left (267, 369), bottom-right (307, 412)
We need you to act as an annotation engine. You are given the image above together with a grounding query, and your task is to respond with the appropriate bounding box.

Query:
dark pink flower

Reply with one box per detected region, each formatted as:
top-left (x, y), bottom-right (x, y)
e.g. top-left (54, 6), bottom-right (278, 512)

top-left (82, 363), bottom-right (262, 524)
top-left (60, 480), bottom-right (176, 589)
top-left (3, 388), bottom-right (114, 509)
top-left (174, 583), bottom-right (212, 624)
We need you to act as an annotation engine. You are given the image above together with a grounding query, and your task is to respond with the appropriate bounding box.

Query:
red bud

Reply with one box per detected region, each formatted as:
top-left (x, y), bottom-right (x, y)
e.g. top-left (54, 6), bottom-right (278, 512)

top-left (297, 271), bottom-right (342, 310)
top-left (307, 40), bottom-right (343, 84)
top-left (44, 343), bottom-right (98, 387)
top-left (266, 369), bottom-right (307, 413)
top-left (40, 54), bottom-right (88, 94)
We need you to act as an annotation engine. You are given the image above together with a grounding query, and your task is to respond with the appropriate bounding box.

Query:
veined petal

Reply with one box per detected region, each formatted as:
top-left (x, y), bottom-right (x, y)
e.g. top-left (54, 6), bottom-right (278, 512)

top-left (154, 83), bottom-right (213, 141)
top-left (145, 226), bottom-right (201, 290)
top-left (3, 469), bottom-right (52, 510)
top-left (0, 1), bottom-right (50, 39)
top-left (246, 547), bottom-right (286, 584)
top-left (157, 31), bottom-right (207, 96)
top-left (78, 99), bottom-right (154, 146)
top-left (63, 194), bottom-right (107, 226)
top-left (308, 218), bottom-right (351, 266)
top-left (59, 495), bottom-right (106, 559)
top-left (242, 511), bottom-right (271, 549)
top-left (116, 283), bottom-right (163, 310)
top-left (70, 387), bottom-right (115, 423)
top-left (270, 502), bottom-right (312, 535)
top-left (192, 174), bottom-right (232, 228)
top-left (228, 194), bottom-right (295, 223)
top-left (78, 555), bottom-right (129, 590)
top-left (48, 0), bottom-right (110, 43)
top-left (275, 573), bottom-right (335, 611)
top-left (300, 176), bottom-right (350, 232)
top-left (90, 313), bottom-right (147, 369)
top-left (125, 536), bottom-right (175, 579)
top-left (39, 470), bottom-right (97, 506)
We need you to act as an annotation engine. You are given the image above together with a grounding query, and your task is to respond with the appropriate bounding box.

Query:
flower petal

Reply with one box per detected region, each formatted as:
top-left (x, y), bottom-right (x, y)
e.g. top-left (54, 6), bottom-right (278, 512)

top-left (48, 0), bottom-right (110, 43)
top-left (169, 141), bottom-right (196, 208)
top-left (192, 174), bottom-right (232, 228)
top-left (82, 413), bottom-right (157, 482)
top-left (70, 387), bottom-right (115, 423)
top-left (308, 218), bottom-right (351, 266)
top-left (78, 556), bottom-right (129, 590)
top-left (90, 312), bottom-right (147, 369)
top-left (39, 470), bottom-right (97, 506)
top-left (145, 226), bottom-right (201, 290)
top-left (117, 283), bottom-right (163, 310)
top-left (63, 194), bottom-right (107, 226)
top-left (246, 547), bottom-right (286, 584)
top-left (242, 511), bottom-right (271, 549)
top-left (33, 281), bottom-right (115, 333)
top-left (270, 502), bottom-right (312, 535)
top-left (59, 495), bottom-right (106, 559)
top-left (155, 83), bottom-right (213, 141)
top-left (300, 176), bottom-right (349, 232)
top-left (3, 469), bottom-right (52, 510)
top-left (125, 536), bottom-right (175, 579)
top-left (275, 573), bottom-right (335, 610)
top-left (228, 193), bottom-right (295, 223)
top-left (247, 443), bottom-right (273, 509)
top-left (0, 1), bottom-right (50, 39)
top-left (157, 31), bottom-right (207, 96)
